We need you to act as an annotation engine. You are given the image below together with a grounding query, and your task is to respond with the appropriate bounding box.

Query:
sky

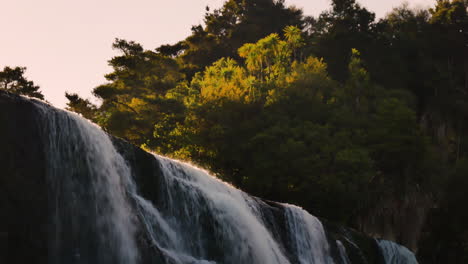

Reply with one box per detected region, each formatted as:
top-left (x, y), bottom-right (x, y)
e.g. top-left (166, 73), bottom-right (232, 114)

top-left (0, 0), bottom-right (435, 108)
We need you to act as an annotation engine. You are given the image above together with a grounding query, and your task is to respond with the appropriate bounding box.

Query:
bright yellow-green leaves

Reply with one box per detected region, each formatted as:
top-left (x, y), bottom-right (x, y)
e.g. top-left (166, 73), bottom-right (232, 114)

top-left (266, 57), bottom-right (332, 105)
top-left (284, 25), bottom-right (304, 48)
top-left (195, 26), bottom-right (331, 104)
top-left (191, 58), bottom-right (257, 102)
top-left (238, 31), bottom-right (294, 82)
top-left (287, 57), bottom-right (329, 84)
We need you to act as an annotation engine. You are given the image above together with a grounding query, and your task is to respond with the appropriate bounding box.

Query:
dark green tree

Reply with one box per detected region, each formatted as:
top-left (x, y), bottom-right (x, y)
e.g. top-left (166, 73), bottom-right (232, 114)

top-left (307, 0), bottom-right (376, 81)
top-left (66, 39), bottom-right (186, 147)
top-left (0, 66), bottom-right (44, 99)
top-left (157, 0), bottom-right (303, 78)
top-left (65, 92), bottom-right (97, 121)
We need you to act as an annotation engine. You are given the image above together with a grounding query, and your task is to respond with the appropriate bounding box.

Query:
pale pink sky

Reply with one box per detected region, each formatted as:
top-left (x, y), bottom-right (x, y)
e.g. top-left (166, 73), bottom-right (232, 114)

top-left (0, 0), bottom-right (435, 108)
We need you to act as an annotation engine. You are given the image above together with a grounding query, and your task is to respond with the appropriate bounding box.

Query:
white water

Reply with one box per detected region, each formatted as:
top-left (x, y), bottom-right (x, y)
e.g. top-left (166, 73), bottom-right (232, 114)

top-left (39, 104), bottom-right (138, 264)
top-left (336, 240), bottom-right (350, 264)
top-left (284, 204), bottom-right (335, 264)
top-left (139, 155), bottom-right (291, 264)
top-left (377, 240), bottom-right (418, 264)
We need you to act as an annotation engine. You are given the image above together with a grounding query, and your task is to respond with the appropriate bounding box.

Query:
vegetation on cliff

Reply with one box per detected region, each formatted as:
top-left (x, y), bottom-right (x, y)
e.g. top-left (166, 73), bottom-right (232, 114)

top-left (0, 66), bottom-right (44, 100)
top-left (66, 0), bottom-right (468, 261)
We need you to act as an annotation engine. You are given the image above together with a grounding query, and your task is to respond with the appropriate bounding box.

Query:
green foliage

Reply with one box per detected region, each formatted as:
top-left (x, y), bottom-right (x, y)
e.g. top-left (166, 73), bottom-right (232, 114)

top-left (430, 0), bottom-right (467, 26)
top-left (192, 58), bottom-right (255, 102)
top-left (368, 98), bottom-right (425, 179)
top-left (65, 92), bottom-right (97, 121)
top-left (306, 0), bottom-right (376, 81)
top-left (89, 39), bottom-right (186, 146)
top-left (157, 0), bottom-right (303, 77)
top-left (0, 66), bottom-right (44, 99)
top-left (238, 33), bottom-right (291, 83)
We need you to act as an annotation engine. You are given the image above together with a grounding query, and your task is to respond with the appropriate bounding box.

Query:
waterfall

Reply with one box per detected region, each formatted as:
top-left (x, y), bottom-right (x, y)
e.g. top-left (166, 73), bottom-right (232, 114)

top-left (37, 104), bottom-right (138, 264)
top-left (377, 240), bottom-right (418, 264)
top-left (336, 240), bottom-right (351, 264)
top-left (141, 155), bottom-right (291, 264)
top-left (0, 93), bottom-right (420, 264)
top-left (284, 204), bottom-right (334, 264)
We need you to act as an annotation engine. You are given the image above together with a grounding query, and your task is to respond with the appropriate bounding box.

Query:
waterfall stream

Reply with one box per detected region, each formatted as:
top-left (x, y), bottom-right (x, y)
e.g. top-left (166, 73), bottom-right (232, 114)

top-left (39, 104), bottom-right (138, 264)
top-left (377, 240), bottom-right (418, 264)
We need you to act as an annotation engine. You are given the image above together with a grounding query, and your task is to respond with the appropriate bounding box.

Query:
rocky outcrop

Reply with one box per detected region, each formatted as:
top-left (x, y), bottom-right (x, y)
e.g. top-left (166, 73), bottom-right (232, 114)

top-left (0, 92), bottom-right (49, 264)
top-left (356, 191), bottom-right (433, 252)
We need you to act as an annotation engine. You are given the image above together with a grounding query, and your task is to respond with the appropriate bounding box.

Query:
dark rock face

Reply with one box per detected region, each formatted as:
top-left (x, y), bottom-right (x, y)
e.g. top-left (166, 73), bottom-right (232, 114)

top-left (354, 190), bottom-right (433, 253)
top-left (0, 92), bottom-right (48, 264)
top-left (0, 91), bottom-right (417, 264)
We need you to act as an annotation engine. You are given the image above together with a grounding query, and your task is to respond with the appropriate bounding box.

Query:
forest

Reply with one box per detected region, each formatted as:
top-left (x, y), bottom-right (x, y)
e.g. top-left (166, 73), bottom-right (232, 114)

top-left (1, 0), bottom-right (467, 262)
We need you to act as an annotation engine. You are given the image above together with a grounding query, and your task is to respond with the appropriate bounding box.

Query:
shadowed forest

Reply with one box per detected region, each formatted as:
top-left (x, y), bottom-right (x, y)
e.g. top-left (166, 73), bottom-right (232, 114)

top-left (1, 0), bottom-right (467, 262)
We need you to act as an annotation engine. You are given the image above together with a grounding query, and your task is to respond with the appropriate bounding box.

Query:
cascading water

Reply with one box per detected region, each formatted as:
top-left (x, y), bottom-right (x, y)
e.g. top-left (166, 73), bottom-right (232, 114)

top-left (143, 155), bottom-right (290, 264)
top-left (336, 240), bottom-right (351, 264)
top-left (37, 104), bottom-right (138, 264)
top-left (284, 204), bottom-right (334, 264)
top-left (1, 92), bottom-right (420, 264)
top-left (377, 240), bottom-right (418, 264)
